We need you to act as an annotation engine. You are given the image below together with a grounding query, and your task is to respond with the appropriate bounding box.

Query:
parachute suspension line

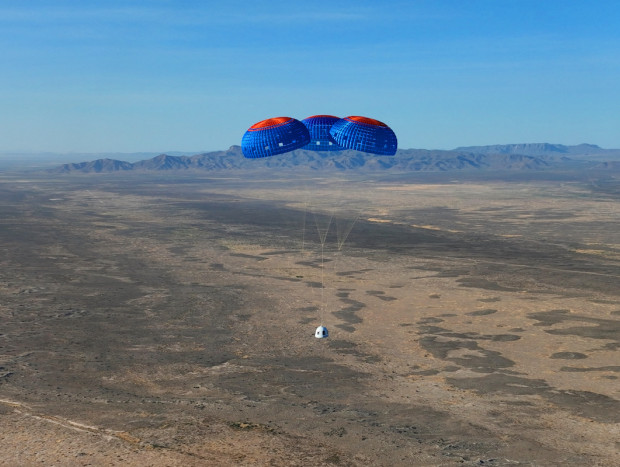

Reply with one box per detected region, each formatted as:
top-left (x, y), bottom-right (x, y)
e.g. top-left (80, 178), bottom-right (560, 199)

top-left (313, 209), bottom-right (333, 326)
top-left (300, 183), bottom-right (315, 256)
top-left (313, 209), bottom-right (333, 246)
top-left (300, 200), bottom-right (308, 255)
top-left (336, 211), bottom-right (361, 250)
top-left (320, 240), bottom-right (325, 325)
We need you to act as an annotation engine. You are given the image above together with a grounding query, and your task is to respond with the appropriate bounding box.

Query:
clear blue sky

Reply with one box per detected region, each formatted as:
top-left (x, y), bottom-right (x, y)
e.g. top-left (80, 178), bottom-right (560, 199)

top-left (1, 0), bottom-right (619, 153)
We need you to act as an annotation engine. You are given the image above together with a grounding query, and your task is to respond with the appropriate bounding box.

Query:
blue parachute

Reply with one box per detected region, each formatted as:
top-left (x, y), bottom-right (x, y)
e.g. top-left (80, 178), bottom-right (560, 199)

top-left (241, 117), bottom-right (310, 159)
top-left (329, 116), bottom-right (397, 155)
top-left (300, 115), bottom-right (343, 151)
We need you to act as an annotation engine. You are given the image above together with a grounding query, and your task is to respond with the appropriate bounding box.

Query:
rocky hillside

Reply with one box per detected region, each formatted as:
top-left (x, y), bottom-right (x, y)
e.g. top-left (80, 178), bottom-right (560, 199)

top-left (455, 143), bottom-right (620, 160)
top-left (49, 143), bottom-right (620, 173)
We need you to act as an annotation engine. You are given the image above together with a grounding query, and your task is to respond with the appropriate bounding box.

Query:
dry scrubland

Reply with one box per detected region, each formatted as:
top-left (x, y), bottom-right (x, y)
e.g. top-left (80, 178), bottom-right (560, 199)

top-left (0, 171), bottom-right (619, 466)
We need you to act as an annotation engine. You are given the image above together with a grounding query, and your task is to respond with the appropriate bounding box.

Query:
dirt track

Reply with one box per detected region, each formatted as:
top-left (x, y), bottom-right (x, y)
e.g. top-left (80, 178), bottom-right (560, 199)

top-left (1, 172), bottom-right (618, 465)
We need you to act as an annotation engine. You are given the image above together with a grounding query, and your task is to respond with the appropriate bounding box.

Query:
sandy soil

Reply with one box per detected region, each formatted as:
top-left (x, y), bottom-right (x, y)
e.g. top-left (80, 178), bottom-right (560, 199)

top-left (0, 171), bottom-right (618, 465)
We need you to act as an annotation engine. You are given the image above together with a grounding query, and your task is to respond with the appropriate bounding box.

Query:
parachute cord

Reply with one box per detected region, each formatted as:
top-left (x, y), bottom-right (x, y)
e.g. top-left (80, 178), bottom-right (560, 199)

top-left (336, 212), bottom-right (361, 250)
top-left (300, 187), bottom-right (311, 255)
top-left (320, 241), bottom-right (325, 326)
top-left (301, 204), bottom-right (307, 254)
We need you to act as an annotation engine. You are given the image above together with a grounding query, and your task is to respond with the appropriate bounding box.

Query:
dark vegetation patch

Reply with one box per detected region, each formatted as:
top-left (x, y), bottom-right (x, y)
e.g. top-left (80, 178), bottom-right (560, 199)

top-left (446, 374), bottom-right (620, 423)
top-left (528, 309), bottom-right (620, 341)
top-left (478, 297), bottom-right (501, 303)
top-left (332, 297), bottom-right (365, 328)
top-left (550, 352), bottom-right (588, 360)
top-left (457, 278), bottom-right (520, 292)
top-left (410, 369), bottom-right (440, 376)
top-left (229, 252), bottom-right (268, 261)
top-left (560, 366), bottom-right (620, 372)
top-left (417, 317), bottom-right (444, 324)
top-left (364, 289), bottom-right (396, 301)
top-left (418, 336), bottom-right (515, 373)
top-left (467, 309), bottom-right (498, 316)
top-left (336, 269), bottom-right (374, 276)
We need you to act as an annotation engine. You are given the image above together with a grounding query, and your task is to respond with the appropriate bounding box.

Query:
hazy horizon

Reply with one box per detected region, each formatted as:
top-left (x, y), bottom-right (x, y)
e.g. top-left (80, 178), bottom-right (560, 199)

top-left (1, 141), bottom-right (619, 159)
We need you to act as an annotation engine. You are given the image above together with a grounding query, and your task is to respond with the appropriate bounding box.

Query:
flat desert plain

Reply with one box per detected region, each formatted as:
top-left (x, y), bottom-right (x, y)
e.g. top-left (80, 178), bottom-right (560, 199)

top-left (0, 171), bottom-right (618, 466)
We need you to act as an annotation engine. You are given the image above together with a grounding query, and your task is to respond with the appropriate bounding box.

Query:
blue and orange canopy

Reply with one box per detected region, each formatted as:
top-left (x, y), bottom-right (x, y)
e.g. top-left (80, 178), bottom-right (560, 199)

top-left (301, 115), bottom-right (343, 151)
top-left (241, 117), bottom-right (310, 158)
top-left (241, 115), bottom-right (397, 158)
top-left (329, 116), bottom-right (397, 155)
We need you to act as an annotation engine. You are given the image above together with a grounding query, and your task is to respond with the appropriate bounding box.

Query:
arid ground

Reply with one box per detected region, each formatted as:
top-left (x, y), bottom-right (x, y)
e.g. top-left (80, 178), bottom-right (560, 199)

top-left (0, 170), bottom-right (618, 466)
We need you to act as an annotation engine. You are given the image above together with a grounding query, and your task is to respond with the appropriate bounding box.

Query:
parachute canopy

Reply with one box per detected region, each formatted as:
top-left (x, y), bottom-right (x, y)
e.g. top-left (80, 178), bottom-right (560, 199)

top-left (329, 116), bottom-right (397, 155)
top-left (241, 117), bottom-right (310, 158)
top-left (301, 115), bottom-right (343, 151)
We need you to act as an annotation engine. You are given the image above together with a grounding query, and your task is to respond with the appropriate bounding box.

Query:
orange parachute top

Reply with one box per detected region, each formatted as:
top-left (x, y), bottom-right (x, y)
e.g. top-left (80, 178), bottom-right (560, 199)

top-left (248, 117), bottom-right (293, 131)
top-left (345, 116), bottom-right (388, 127)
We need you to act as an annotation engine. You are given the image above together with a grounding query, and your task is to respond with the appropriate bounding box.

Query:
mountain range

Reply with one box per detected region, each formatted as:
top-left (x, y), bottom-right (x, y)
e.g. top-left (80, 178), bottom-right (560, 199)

top-left (49, 143), bottom-right (620, 173)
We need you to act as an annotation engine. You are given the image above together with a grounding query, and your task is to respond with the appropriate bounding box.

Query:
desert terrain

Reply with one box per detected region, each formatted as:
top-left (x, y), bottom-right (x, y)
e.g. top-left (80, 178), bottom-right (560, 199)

top-left (0, 170), bottom-right (618, 465)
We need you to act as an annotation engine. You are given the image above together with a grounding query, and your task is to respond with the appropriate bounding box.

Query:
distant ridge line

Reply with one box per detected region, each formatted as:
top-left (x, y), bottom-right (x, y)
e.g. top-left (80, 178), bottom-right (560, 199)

top-left (453, 143), bottom-right (606, 156)
top-left (48, 143), bottom-right (620, 173)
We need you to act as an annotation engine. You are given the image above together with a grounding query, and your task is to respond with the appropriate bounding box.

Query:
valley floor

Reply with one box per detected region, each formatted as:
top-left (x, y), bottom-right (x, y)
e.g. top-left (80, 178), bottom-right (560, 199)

top-left (0, 172), bottom-right (618, 465)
